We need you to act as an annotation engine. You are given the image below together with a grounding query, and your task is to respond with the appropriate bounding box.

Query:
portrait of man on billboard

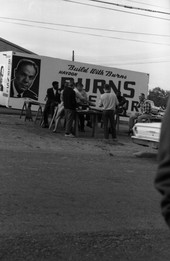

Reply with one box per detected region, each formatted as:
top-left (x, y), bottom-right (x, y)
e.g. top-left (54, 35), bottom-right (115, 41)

top-left (10, 57), bottom-right (41, 100)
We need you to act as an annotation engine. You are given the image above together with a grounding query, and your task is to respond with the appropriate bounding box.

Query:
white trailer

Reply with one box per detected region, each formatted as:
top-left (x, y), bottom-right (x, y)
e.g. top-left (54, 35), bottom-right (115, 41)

top-left (0, 51), bottom-right (149, 113)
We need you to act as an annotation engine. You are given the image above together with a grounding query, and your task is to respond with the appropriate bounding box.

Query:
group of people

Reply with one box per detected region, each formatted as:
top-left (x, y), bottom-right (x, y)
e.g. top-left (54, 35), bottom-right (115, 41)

top-left (42, 80), bottom-right (90, 136)
top-left (11, 66), bottom-right (170, 231)
top-left (41, 80), bottom-right (157, 141)
top-left (41, 80), bottom-right (123, 140)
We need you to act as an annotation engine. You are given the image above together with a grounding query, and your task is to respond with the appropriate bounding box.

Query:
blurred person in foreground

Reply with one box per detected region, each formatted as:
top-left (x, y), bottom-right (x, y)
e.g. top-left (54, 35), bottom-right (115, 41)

top-left (155, 96), bottom-right (170, 228)
top-left (99, 84), bottom-right (119, 141)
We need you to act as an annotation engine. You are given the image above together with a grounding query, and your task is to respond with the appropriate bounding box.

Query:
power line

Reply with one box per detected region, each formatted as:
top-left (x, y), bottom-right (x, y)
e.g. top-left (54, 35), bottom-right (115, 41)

top-left (108, 59), bottom-right (170, 66)
top-left (77, 54), bottom-right (170, 65)
top-left (89, 0), bottom-right (170, 15)
top-left (75, 56), bottom-right (170, 66)
top-left (0, 16), bottom-right (170, 38)
top-left (125, 0), bottom-right (170, 10)
top-left (62, 0), bottom-right (170, 21)
top-left (1, 19), bottom-right (170, 47)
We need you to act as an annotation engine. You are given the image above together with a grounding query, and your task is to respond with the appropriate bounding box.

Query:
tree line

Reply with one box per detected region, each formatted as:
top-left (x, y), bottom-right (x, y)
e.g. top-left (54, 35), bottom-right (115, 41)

top-left (147, 87), bottom-right (170, 109)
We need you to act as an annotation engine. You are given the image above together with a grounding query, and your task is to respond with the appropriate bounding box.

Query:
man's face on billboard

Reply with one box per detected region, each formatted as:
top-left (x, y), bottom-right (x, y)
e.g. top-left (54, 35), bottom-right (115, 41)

top-left (15, 64), bottom-right (36, 92)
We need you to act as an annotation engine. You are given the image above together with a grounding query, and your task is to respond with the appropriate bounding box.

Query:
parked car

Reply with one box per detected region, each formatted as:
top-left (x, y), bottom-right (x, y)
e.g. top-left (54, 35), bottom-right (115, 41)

top-left (131, 122), bottom-right (161, 149)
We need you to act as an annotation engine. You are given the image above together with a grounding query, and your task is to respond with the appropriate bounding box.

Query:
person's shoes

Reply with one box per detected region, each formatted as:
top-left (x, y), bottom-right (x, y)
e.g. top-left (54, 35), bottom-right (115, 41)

top-left (112, 138), bottom-right (118, 142)
top-left (65, 133), bottom-right (75, 138)
top-left (42, 124), bottom-right (49, 128)
top-left (128, 129), bottom-right (133, 136)
top-left (79, 128), bottom-right (85, 132)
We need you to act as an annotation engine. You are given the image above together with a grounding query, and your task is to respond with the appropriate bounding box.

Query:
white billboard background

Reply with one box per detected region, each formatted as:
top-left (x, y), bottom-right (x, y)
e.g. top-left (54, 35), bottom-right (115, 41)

top-left (38, 56), bottom-right (149, 115)
top-left (0, 52), bottom-right (13, 107)
top-left (0, 52), bottom-right (149, 114)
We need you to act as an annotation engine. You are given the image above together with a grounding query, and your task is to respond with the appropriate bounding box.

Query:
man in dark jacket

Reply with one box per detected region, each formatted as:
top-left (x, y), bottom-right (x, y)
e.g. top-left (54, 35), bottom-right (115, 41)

top-left (42, 81), bottom-right (60, 128)
top-left (155, 96), bottom-right (170, 227)
top-left (63, 81), bottom-right (77, 137)
top-left (116, 91), bottom-right (128, 116)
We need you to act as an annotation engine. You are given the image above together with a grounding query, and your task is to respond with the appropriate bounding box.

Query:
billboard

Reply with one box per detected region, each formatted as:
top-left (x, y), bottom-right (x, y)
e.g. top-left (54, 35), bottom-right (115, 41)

top-left (10, 56), bottom-right (41, 100)
top-left (0, 51), bottom-right (149, 114)
top-left (0, 52), bottom-right (13, 107)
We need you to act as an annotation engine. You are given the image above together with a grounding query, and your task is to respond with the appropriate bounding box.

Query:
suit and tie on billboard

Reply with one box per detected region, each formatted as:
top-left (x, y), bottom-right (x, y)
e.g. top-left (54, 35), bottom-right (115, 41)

top-left (10, 56), bottom-right (41, 100)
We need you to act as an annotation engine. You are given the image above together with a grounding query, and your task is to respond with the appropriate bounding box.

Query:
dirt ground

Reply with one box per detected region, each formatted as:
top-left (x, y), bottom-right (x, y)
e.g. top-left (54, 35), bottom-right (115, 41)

top-left (0, 110), bottom-right (170, 261)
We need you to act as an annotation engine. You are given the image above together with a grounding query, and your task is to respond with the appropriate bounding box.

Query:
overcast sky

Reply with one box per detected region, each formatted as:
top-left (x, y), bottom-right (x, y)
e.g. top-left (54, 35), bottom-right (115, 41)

top-left (0, 0), bottom-right (170, 90)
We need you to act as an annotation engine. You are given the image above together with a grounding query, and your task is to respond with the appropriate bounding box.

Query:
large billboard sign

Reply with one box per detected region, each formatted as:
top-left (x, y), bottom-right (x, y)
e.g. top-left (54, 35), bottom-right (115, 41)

top-left (0, 51), bottom-right (149, 114)
top-left (10, 56), bottom-right (41, 100)
top-left (0, 52), bottom-right (13, 107)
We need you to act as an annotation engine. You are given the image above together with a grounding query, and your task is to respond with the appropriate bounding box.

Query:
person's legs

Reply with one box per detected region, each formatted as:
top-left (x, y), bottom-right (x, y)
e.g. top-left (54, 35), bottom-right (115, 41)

top-left (128, 112), bottom-right (141, 130)
top-left (64, 109), bottom-right (68, 131)
top-left (65, 109), bottom-right (76, 135)
top-left (50, 102), bottom-right (58, 117)
top-left (103, 110), bottom-right (109, 139)
top-left (137, 113), bottom-right (151, 123)
top-left (86, 114), bottom-right (92, 128)
top-left (109, 110), bottom-right (117, 139)
top-left (43, 103), bottom-right (50, 127)
top-left (79, 114), bottom-right (85, 131)
top-left (53, 105), bottom-right (65, 132)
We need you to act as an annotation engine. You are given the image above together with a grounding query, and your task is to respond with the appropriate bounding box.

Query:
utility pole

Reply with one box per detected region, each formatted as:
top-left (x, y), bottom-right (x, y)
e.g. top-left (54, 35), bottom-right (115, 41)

top-left (72, 50), bottom-right (75, 61)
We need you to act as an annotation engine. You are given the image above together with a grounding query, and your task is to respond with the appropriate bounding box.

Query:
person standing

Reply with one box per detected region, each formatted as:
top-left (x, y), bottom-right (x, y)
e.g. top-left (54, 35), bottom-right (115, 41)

top-left (74, 82), bottom-right (88, 132)
top-left (42, 81), bottom-right (60, 128)
top-left (128, 93), bottom-right (151, 134)
top-left (155, 97), bottom-right (170, 228)
top-left (99, 84), bottom-right (119, 140)
top-left (63, 81), bottom-right (77, 137)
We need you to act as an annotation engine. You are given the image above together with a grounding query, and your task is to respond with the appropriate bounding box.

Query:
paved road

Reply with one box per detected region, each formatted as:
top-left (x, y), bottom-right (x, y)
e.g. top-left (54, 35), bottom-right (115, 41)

top-left (0, 114), bottom-right (169, 260)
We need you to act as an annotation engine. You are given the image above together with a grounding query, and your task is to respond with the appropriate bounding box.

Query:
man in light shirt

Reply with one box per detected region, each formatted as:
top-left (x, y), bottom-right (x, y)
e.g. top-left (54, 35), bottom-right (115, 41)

top-left (99, 84), bottom-right (119, 140)
top-left (74, 82), bottom-right (88, 105)
top-left (74, 82), bottom-right (88, 132)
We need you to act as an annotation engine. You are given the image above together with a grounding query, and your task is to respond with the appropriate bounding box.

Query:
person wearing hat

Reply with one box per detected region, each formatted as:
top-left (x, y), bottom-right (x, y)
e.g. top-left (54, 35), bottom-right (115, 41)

top-left (42, 81), bottom-right (61, 128)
